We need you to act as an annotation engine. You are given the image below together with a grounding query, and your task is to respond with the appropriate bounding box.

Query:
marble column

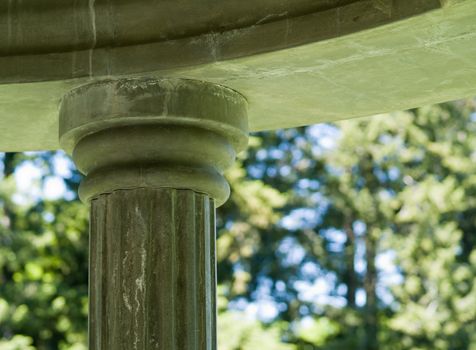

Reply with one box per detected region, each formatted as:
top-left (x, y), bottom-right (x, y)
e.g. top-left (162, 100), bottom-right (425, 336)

top-left (59, 78), bottom-right (248, 350)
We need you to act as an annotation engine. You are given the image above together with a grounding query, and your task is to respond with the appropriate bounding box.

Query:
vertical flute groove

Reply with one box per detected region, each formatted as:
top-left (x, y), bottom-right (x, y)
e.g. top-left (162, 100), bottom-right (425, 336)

top-left (89, 188), bottom-right (217, 350)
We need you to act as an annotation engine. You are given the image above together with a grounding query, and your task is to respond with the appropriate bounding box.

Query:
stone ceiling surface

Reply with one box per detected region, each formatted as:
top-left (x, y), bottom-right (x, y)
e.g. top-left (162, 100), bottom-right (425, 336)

top-left (0, 0), bottom-right (475, 151)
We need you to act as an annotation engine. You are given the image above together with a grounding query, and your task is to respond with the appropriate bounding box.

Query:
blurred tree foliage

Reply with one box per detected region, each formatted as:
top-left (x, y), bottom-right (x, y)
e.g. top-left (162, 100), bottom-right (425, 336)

top-left (0, 99), bottom-right (475, 349)
top-left (0, 154), bottom-right (88, 350)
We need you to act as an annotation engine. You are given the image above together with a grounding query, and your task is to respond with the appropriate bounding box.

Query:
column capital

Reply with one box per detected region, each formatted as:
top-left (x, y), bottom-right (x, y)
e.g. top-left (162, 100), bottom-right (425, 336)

top-left (59, 78), bottom-right (248, 206)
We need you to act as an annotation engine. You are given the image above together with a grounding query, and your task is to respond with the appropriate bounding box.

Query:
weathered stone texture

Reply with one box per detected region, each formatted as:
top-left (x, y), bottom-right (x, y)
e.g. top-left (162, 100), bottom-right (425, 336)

top-left (90, 188), bottom-right (216, 350)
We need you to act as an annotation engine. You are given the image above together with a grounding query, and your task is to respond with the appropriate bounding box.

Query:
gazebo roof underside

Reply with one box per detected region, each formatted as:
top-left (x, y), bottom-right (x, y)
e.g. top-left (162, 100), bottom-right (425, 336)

top-left (0, 0), bottom-right (475, 151)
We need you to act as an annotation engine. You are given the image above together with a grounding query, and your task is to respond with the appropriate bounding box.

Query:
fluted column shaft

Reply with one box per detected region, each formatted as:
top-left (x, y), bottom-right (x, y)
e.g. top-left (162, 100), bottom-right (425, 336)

top-left (90, 189), bottom-right (216, 350)
top-left (58, 78), bottom-right (248, 349)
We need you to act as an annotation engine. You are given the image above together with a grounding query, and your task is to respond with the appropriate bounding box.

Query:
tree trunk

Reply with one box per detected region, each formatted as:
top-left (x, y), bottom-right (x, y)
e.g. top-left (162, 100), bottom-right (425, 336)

top-left (364, 229), bottom-right (378, 350)
top-left (344, 221), bottom-right (356, 308)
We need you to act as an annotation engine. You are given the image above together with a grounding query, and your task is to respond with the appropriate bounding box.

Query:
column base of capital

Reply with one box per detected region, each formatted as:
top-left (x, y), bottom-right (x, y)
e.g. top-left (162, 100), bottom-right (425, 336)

top-left (59, 77), bottom-right (249, 206)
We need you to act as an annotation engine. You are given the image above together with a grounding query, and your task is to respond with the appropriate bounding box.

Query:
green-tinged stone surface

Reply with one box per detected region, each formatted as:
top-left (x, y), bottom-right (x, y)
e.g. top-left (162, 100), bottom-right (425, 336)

top-left (59, 78), bottom-right (249, 206)
top-left (63, 79), bottom-right (246, 349)
top-left (90, 188), bottom-right (217, 350)
top-left (0, 1), bottom-right (476, 151)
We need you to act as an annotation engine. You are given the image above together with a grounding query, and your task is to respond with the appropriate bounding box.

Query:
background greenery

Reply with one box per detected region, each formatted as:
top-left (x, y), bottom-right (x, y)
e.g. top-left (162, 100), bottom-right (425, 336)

top-left (0, 99), bottom-right (475, 349)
